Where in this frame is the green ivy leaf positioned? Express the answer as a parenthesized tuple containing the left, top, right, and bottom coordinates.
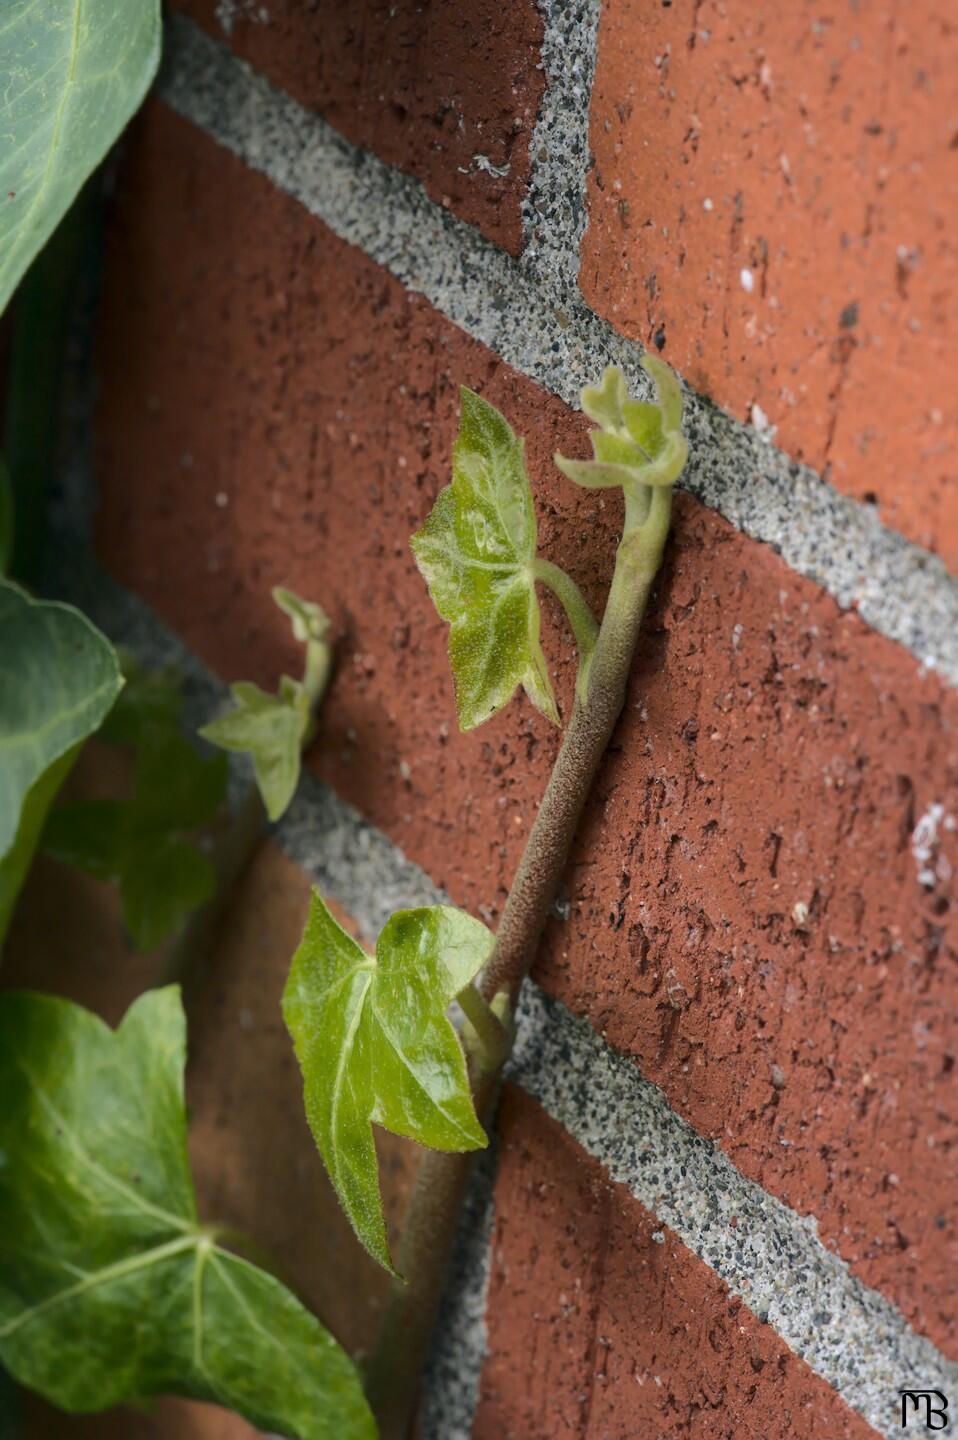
(0, 0, 162, 317)
(200, 678, 310, 822)
(555, 358, 688, 491)
(412, 387, 559, 731)
(201, 588, 329, 822)
(0, 986, 375, 1439)
(283, 892, 493, 1272)
(43, 660, 227, 950)
(0, 581, 122, 944)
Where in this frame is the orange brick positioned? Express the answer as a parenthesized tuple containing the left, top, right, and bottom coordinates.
(581, 0, 957, 567)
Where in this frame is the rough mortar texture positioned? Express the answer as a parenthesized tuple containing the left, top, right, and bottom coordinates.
(173, 0, 545, 253)
(520, 0, 601, 287)
(157, 14, 958, 687)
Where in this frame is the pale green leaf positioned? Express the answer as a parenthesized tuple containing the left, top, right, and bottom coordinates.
(200, 678, 310, 822)
(555, 357, 688, 491)
(0, 581, 122, 944)
(0, 0, 162, 317)
(273, 587, 331, 645)
(43, 658, 226, 949)
(411, 387, 558, 731)
(0, 986, 375, 1439)
(283, 892, 493, 1272)
(580, 365, 628, 432)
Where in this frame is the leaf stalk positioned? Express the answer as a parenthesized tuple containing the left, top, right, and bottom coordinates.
(531, 556, 599, 702)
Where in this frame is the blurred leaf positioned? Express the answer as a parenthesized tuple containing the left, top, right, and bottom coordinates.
(201, 678, 309, 822)
(0, 0, 162, 317)
(273, 587, 330, 645)
(0, 986, 375, 1438)
(283, 893, 492, 1272)
(0, 581, 122, 945)
(43, 659, 226, 950)
(412, 387, 558, 731)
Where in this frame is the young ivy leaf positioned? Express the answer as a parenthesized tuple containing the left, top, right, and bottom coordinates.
(0, 986, 374, 1439)
(555, 357, 688, 492)
(283, 892, 493, 1273)
(43, 660, 227, 950)
(0, 582, 123, 945)
(411, 387, 559, 731)
(200, 588, 330, 822)
(200, 678, 310, 823)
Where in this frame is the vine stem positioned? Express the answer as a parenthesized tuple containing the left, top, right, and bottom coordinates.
(364, 485, 673, 1439)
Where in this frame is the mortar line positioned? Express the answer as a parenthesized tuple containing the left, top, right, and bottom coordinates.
(156, 13, 958, 691)
(521, 0, 602, 288)
(43, 552, 958, 1440)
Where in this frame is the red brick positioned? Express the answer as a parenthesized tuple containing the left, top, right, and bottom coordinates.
(174, 0, 544, 254)
(476, 1088, 880, 1439)
(580, 0, 958, 568)
(94, 105, 958, 1352)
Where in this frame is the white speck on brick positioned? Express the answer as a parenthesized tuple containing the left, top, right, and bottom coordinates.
(750, 403, 777, 441)
(912, 802, 948, 887)
(740, 267, 754, 293)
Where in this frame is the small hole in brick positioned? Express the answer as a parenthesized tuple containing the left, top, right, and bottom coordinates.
(653, 327, 666, 351)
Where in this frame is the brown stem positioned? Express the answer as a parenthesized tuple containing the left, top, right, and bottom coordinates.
(365, 490, 672, 1439)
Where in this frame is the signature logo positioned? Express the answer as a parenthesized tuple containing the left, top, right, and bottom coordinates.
(900, 1391, 949, 1431)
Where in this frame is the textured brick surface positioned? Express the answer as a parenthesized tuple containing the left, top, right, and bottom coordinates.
(580, 0, 957, 568)
(475, 1087, 881, 1439)
(3, 753, 417, 1433)
(93, 107, 957, 1353)
(174, 0, 544, 254)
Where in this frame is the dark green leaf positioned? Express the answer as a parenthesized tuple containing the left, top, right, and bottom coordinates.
(283, 893, 492, 1272)
(0, 986, 374, 1439)
(39, 797, 123, 880)
(411, 387, 558, 731)
(0, 462, 12, 575)
(43, 658, 226, 949)
(0, 582, 122, 944)
(0, 0, 162, 317)
(119, 836, 217, 952)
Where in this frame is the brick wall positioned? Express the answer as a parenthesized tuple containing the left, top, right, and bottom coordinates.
(18, 2, 957, 1436)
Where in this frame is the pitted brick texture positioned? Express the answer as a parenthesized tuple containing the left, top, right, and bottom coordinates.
(173, 0, 544, 254)
(475, 1088, 881, 1439)
(581, 0, 957, 568)
(93, 107, 957, 1356)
